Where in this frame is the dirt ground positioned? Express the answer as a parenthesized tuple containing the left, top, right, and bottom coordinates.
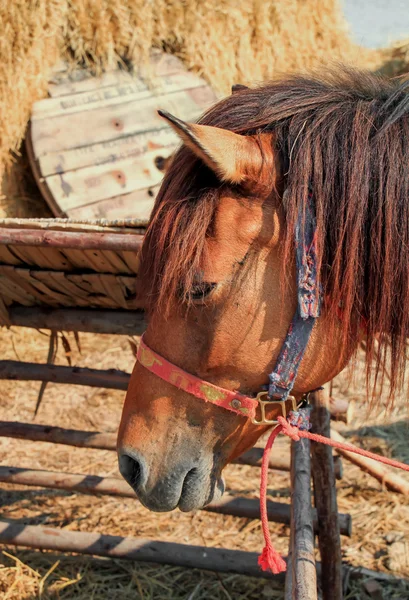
(0, 327, 408, 599)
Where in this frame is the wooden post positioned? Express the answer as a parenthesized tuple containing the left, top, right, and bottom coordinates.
(0, 228, 143, 251)
(0, 361, 130, 390)
(235, 447, 342, 479)
(0, 466, 351, 534)
(310, 388, 343, 600)
(284, 527, 294, 600)
(0, 519, 392, 585)
(288, 439, 317, 600)
(329, 397, 355, 424)
(0, 519, 283, 579)
(331, 428, 409, 495)
(7, 307, 146, 335)
(0, 421, 343, 479)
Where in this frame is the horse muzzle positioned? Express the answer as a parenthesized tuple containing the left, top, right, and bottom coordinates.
(118, 448, 225, 512)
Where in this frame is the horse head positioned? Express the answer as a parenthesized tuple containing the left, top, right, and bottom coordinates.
(117, 70, 409, 511)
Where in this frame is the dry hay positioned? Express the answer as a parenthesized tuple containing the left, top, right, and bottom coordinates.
(0, 327, 408, 598)
(1, 0, 405, 219)
(378, 39, 409, 78)
(0, 0, 65, 217)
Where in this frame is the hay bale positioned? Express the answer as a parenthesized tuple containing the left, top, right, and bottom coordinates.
(0, 153, 51, 219)
(0, 1, 66, 217)
(378, 39, 409, 78)
(63, 0, 382, 93)
(0, 0, 401, 218)
(0, 1, 65, 167)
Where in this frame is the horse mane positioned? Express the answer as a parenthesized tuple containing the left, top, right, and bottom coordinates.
(140, 67, 409, 398)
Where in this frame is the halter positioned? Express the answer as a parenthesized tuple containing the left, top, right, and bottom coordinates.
(137, 194, 321, 425)
(134, 193, 409, 577)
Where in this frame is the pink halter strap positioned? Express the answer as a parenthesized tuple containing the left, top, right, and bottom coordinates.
(136, 334, 409, 576)
(137, 335, 259, 420)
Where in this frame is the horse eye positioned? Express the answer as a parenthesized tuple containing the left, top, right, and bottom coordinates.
(189, 282, 217, 301)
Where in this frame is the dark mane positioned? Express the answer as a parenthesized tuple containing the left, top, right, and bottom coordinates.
(140, 67, 409, 397)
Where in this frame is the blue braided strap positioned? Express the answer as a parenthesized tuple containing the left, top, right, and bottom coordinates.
(268, 194, 321, 401)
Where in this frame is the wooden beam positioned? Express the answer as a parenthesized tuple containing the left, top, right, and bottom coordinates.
(284, 526, 294, 600)
(32, 71, 205, 120)
(44, 152, 165, 213)
(0, 421, 344, 481)
(310, 389, 343, 600)
(0, 361, 130, 390)
(331, 428, 409, 495)
(66, 187, 159, 222)
(0, 466, 351, 535)
(0, 519, 398, 584)
(7, 307, 146, 335)
(0, 421, 117, 451)
(329, 397, 355, 424)
(38, 129, 177, 176)
(289, 439, 317, 599)
(0, 519, 283, 580)
(30, 87, 215, 156)
(0, 228, 143, 251)
(234, 446, 342, 480)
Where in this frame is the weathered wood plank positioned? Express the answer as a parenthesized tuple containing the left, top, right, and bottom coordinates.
(2, 246, 39, 267)
(31, 86, 216, 156)
(48, 53, 186, 97)
(0, 218, 146, 234)
(65, 187, 158, 221)
(73, 250, 113, 273)
(0, 229, 144, 251)
(51, 59, 69, 74)
(284, 527, 294, 600)
(67, 273, 139, 309)
(33, 71, 206, 120)
(6, 246, 71, 271)
(0, 519, 284, 579)
(99, 250, 132, 274)
(0, 466, 350, 534)
(0, 421, 344, 485)
(0, 297, 10, 326)
(310, 389, 343, 600)
(56, 248, 95, 270)
(0, 362, 130, 389)
(119, 250, 140, 274)
(331, 428, 409, 495)
(290, 439, 317, 600)
(44, 150, 169, 211)
(25, 125, 66, 217)
(7, 306, 146, 334)
(32, 272, 94, 307)
(0, 277, 36, 306)
(49, 69, 134, 95)
(53, 275, 116, 309)
(33, 247, 74, 270)
(38, 128, 178, 176)
(0, 266, 62, 305)
(0, 245, 23, 266)
(12, 268, 75, 306)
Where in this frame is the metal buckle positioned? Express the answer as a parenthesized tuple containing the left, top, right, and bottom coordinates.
(251, 391, 298, 425)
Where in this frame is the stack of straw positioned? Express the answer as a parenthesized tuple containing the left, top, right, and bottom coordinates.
(0, 1, 407, 217)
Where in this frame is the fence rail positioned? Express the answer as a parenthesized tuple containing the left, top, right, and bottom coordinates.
(0, 420, 343, 479)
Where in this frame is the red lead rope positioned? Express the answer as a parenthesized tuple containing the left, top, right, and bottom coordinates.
(258, 415, 409, 574)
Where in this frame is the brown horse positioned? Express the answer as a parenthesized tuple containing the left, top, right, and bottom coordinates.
(118, 68, 409, 512)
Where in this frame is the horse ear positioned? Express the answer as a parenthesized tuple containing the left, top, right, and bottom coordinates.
(158, 110, 273, 186)
(231, 84, 249, 93)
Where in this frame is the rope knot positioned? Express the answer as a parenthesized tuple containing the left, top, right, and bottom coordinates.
(258, 542, 287, 574)
(258, 400, 409, 578)
(277, 416, 301, 441)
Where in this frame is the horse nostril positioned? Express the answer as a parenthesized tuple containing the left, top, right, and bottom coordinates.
(118, 453, 144, 491)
